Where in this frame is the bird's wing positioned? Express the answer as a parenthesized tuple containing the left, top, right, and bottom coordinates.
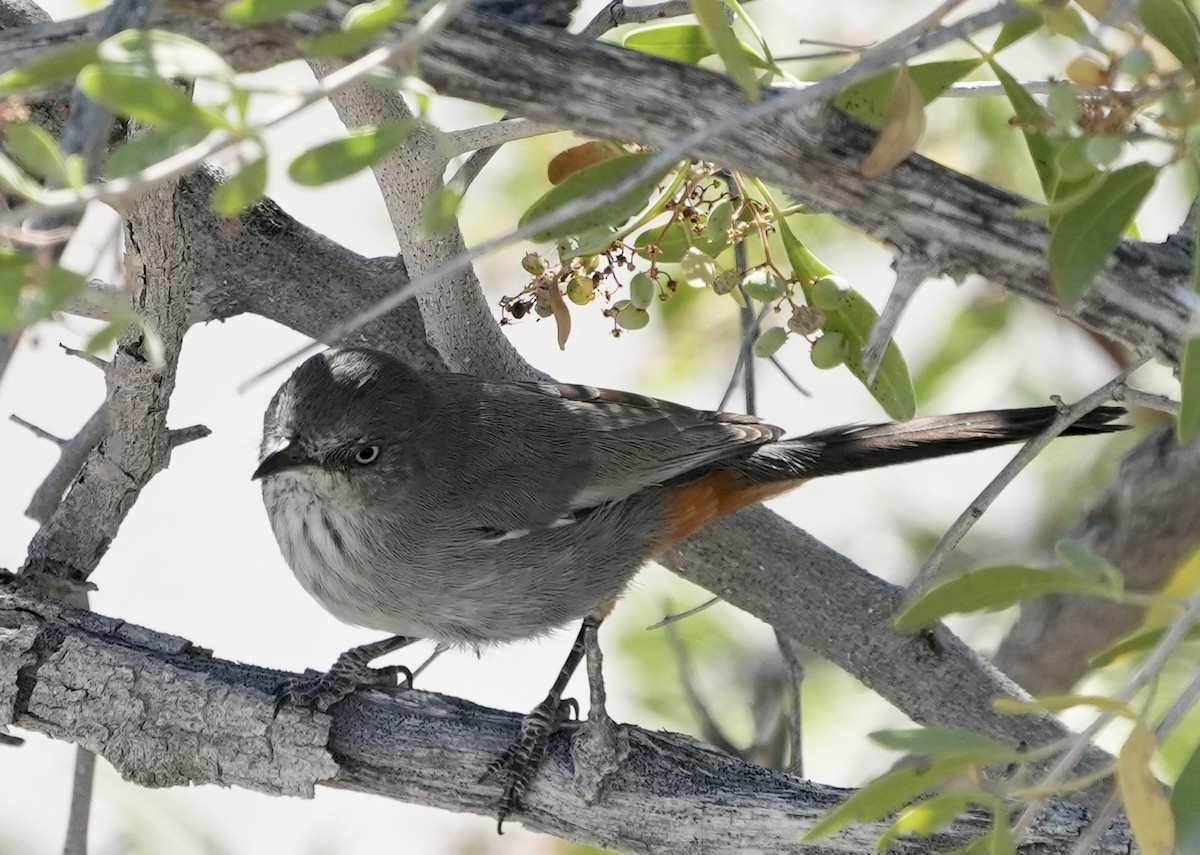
(436, 376, 782, 534)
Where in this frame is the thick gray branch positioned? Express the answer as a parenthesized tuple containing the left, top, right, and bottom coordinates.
(21, 180, 195, 581)
(997, 425, 1200, 693)
(310, 63, 529, 377)
(174, 168, 443, 369)
(0, 7, 1189, 363)
(0, 579, 1131, 855)
(663, 508, 1108, 772)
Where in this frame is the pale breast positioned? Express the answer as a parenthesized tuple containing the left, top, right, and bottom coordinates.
(261, 474, 436, 638)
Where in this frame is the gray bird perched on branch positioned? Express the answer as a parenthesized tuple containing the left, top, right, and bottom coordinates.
(253, 346, 1125, 828)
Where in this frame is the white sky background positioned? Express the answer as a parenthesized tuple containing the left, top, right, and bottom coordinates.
(0, 1, 1190, 852)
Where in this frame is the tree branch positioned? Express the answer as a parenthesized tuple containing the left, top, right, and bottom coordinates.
(0, 7, 1192, 363)
(997, 424, 1200, 693)
(0, 577, 1132, 855)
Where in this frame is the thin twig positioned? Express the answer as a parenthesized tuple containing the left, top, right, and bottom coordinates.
(863, 0, 973, 61)
(10, 413, 67, 445)
(718, 304, 771, 411)
(444, 118, 563, 157)
(861, 255, 930, 385)
(1111, 385, 1180, 415)
(775, 630, 806, 777)
(909, 356, 1149, 596)
(166, 424, 212, 449)
(1154, 658, 1200, 737)
(727, 177, 758, 415)
(1013, 588, 1200, 841)
(646, 596, 721, 630)
(664, 617, 740, 754)
(577, 0, 694, 39)
(61, 747, 95, 855)
(23, 405, 108, 524)
(242, 0, 1029, 387)
(767, 355, 810, 397)
(408, 642, 448, 683)
(60, 345, 107, 371)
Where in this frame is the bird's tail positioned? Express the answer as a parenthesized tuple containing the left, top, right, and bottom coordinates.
(744, 406, 1127, 482)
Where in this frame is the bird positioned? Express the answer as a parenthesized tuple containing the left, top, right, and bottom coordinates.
(253, 345, 1125, 828)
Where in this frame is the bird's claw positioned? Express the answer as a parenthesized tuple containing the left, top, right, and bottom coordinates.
(481, 697, 571, 832)
(273, 659, 411, 715)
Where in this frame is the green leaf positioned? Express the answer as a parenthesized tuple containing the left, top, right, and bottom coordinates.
(303, 27, 385, 57)
(1048, 162, 1158, 306)
(1181, 340, 1200, 443)
(991, 11, 1042, 53)
(1139, 0, 1200, 68)
(0, 151, 41, 199)
(1054, 538, 1122, 586)
(1180, 194, 1200, 444)
(804, 759, 977, 841)
(777, 217, 915, 420)
(107, 125, 210, 178)
(78, 66, 228, 129)
(0, 40, 99, 94)
(98, 29, 233, 80)
(692, 0, 761, 99)
(1120, 721, 1176, 855)
(304, 0, 410, 57)
(421, 183, 463, 236)
(990, 60, 1058, 198)
(634, 221, 692, 263)
(211, 156, 267, 216)
(1171, 739, 1200, 855)
(288, 120, 417, 186)
(223, 0, 330, 25)
(1090, 623, 1200, 668)
(836, 59, 982, 128)
(85, 314, 132, 355)
(0, 250, 87, 326)
(5, 123, 70, 185)
(519, 152, 674, 243)
(342, 0, 409, 31)
(895, 565, 1113, 631)
(0, 252, 26, 328)
(993, 693, 1136, 717)
(623, 23, 714, 64)
(877, 791, 981, 849)
(870, 727, 1021, 762)
(1042, 5, 1089, 40)
(988, 813, 1016, 855)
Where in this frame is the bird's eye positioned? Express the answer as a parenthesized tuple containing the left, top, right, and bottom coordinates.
(354, 445, 380, 465)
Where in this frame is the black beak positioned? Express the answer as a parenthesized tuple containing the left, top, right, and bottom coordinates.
(252, 443, 308, 480)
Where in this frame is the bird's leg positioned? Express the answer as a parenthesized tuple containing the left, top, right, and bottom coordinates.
(483, 616, 596, 832)
(275, 634, 417, 713)
(583, 615, 616, 743)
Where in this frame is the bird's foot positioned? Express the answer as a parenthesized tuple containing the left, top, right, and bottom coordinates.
(481, 697, 572, 832)
(274, 648, 411, 714)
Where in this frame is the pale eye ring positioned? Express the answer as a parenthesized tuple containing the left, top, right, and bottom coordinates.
(354, 445, 380, 465)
